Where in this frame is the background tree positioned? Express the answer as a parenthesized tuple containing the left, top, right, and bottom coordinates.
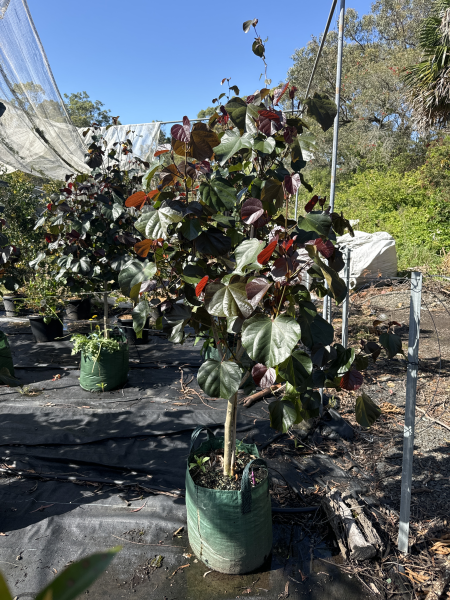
(403, 0, 450, 131)
(63, 91, 115, 127)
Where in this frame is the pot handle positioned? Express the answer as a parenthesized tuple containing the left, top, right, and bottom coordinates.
(241, 458, 268, 515)
(189, 425, 216, 456)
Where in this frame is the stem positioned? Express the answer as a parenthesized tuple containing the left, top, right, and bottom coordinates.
(223, 392, 238, 476)
(210, 317, 223, 358)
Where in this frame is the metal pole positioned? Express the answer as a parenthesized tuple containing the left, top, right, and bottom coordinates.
(294, 189, 299, 221)
(398, 271, 422, 554)
(103, 282, 109, 339)
(329, 0, 345, 213)
(341, 247, 351, 347)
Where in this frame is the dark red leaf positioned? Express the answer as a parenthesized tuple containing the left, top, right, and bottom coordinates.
(258, 110, 280, 121)
(60, 187, 72, 195)
(246, 277, 272, 307)
(273, 82, 289, 106)
(195, 276, 209, 297)
(363, 341, 381, 362)
(257, 239, 278, 265)
(241, 198, 264, 225)
(147, 190, 160, 201)
(171, 116, 191, 143)
(47, 203, 52, 211)
(283, 126, 296, 144)
(340, 370, 364, 391)
(388, 321, 401, 328)
(318, 195, 327, 207)
(125, 191, 148, 209)
(252, 364, 276, 388)
(154, 144, 171, 157)
(115, 233, 138, 246)
(314, 238, 335, 259)
(288, 86, 298, 100)
(284, 173, 301, 196)
(282, 238, 295, 252)
(304, 195, 319, 212)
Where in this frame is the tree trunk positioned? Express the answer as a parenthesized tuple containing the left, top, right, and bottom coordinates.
(223, 392, 238, 476)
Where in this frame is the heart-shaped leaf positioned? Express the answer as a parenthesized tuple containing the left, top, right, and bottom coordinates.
(212, 128, 254, 165)
(125, 191, 148, 209)
(355, 393, 381, 427)
(298, 212, 332, 238)
(252, 363, 276, 388)
(284, 173, 301, 195)
(235, 238, 265, 273)
(196, 227, 231, 256)
(205, 282, 253, 318)
(171, 116, 191, 143)
(119, 260, 157, 300)
(304, 92, 337, 132)
(246, 277, 272, 307)
(241, 198, 266, 227)
(242, 314, 301, 367)
(340, 369, 364, 391)
(269, 399, 298, 432)
(173, 123, 220, 161)
(135, 206, 183, 240)
(132, 300, 151, 339)
(200, 177, 237, 212)
(278, 350, 313, 390)
(379, 333, 403, 358)
(197, 359, 242, 400)
(314, 238, 335, 258)
(253, 136, 276, 155)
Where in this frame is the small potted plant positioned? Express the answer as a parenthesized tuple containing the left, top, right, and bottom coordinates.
(25, 269, 65, 342)
(71, 323, 129, 392)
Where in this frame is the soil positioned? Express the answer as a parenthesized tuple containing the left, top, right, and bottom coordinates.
(190, 448, 268, 491)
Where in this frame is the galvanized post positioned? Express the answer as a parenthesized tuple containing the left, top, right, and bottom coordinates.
(103, 282, 109, 339)
(341, 247, 351, 347)
(329, 0, 345, 213)
(294, 189, 299, 221)
(398, 271, 422, 554)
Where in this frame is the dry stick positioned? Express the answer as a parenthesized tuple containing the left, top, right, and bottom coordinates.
(243, 384, 286, 408)
(416, 407, 450, 432)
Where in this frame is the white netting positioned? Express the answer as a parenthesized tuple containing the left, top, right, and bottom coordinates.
(0, 0, 160, 179)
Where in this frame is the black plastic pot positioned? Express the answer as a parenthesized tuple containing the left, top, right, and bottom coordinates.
(65, 297, 91, 321)
(3, 295, 24, 317)
(29, 314, 64, 343)
(117, 317, 149, 345)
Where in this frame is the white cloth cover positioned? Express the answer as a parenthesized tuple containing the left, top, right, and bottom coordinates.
(337, 231, 398, 287)
(0, 0, 159, 179)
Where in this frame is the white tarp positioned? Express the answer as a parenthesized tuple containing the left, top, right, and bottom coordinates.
(337, 231, 398, 287)
(0, 0, 160, 179)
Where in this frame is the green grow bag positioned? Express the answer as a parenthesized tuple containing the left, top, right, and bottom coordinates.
(0, 331, 14, 377)
(186, 426, 272, 574)
(79, 330, 129, 392)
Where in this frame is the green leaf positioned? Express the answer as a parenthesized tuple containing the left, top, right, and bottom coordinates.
(225, 98, 260, 132)
(353, 354, 369, 371)
(269, 399, 298, 432)
(253, 135, 276, 155)
(196, 227, 231, 256)
(181, 263, 205, 284)
(260, 178, 284, 208)
(135, 206, 183, 240)
(306, 244, 347, 304)
(132, 301, 150, 339)
(35, 547, 120, 600)
(71, 256, 91, 274)
(241, 314, 301, 368)
(379, 333, 403, 358)
(200, 177, 237, 212)
(309, 314, 334, 346)
(212, 128, 254, 165)
(205, 282, 253, 318)
(142, 162, 161, 190)
(197, 359, 242, 400)
(297, 212, 332, 237)
(180, 218, 202, 241)
(327, 344, 355, 377)
(29, 251, 46, 270)
(300, 389, 322, 411)
(291, 137, 306, 172)
(355, 393, 381, 427)
(234, 238, 264, 274)
(0, 573, 12, 600)
(118, 260, 157, 300)
(304, 92, 337, 132)
(278, 350, 313, 390)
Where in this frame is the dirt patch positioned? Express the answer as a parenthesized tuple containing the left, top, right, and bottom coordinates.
(190, 449, 267, 490)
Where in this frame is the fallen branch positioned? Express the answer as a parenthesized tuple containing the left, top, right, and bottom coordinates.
(242, 384, 286, 408)
(417, 407, 450, 432)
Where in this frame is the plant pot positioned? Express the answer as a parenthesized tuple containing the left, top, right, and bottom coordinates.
(65, 297, 91, 321)
(79, 340, 129, 392)
(117, 316, 149, 345)
(3, 295, 24, 317)
(29, 314, 64, 343)
(0, 331, 14, 376)
(186, 426, 272, 575)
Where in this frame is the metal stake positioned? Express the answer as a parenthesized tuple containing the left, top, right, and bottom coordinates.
(294, 189, 299, 221)
(329, 0, 345, 213)
(398, 271, 422, 553)
(103, 282, 109, 339)
(341, 247, 351, 347)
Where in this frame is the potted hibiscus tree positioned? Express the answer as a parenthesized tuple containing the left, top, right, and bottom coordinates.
(116, 20, 390, 574)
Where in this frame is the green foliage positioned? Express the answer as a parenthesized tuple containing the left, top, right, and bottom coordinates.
(189, 454, 210, 473)
(25, 268, 64, 317)
(64, 91, 115, 127)
(0, 547, 119, 600)
(71, 328, 121, 359)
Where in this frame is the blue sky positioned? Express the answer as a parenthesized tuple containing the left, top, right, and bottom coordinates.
(27, 0, 374, 125)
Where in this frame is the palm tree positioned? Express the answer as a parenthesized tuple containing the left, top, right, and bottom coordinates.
(404, 0, 450, 131)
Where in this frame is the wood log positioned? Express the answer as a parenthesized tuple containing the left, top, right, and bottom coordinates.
(321, 493, 348, 559)
(326, 490, 376, 561)
(343, 495, 384, 554)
